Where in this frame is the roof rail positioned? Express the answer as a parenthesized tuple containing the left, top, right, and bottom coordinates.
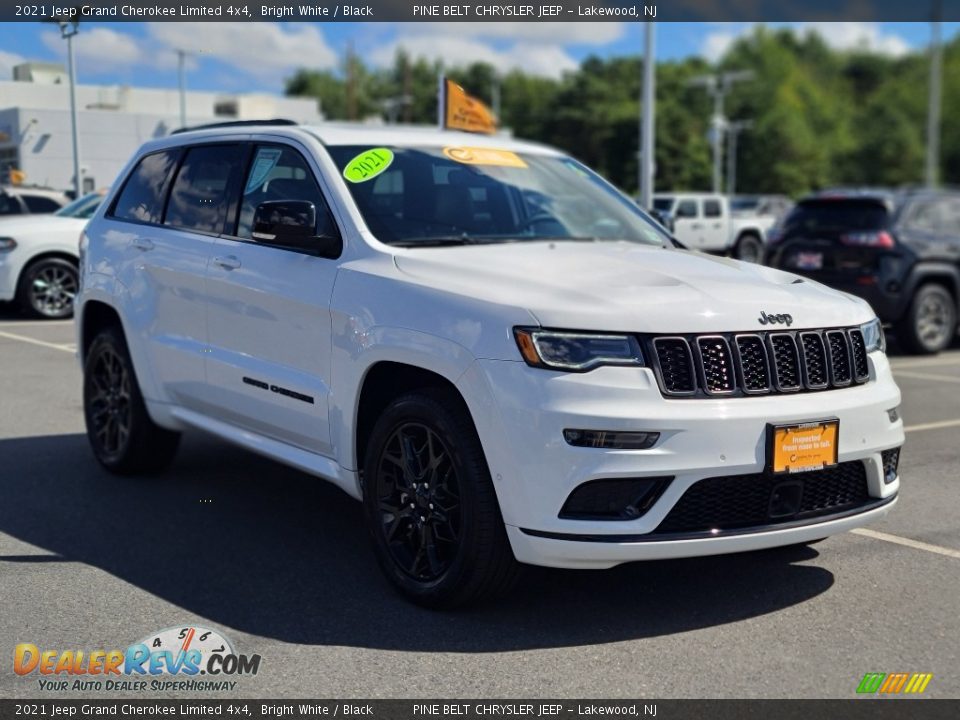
(171, 119, 298, 135)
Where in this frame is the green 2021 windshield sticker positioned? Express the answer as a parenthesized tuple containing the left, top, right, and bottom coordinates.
(343, 148, 394, 183)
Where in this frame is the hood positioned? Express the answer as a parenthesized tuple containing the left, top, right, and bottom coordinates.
(393, 241, 874, 334)
(0, 214, 87, 237)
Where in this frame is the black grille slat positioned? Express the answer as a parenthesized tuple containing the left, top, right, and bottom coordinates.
(653, 338, 696, 394)
(649, 325, 872, 398)
(849, 329, 870, 381)
(654, 461, 870, 534)
(734, 335, 770, 393)
(697, 337, 735, 394)
(769, 334, 801, 391)
(827, 330, 852, 386)
(800, 332, 829, 389)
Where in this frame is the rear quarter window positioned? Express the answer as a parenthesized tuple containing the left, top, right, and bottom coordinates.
(111, 149, 180, 224)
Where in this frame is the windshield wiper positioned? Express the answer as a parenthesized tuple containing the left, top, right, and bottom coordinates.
(391, 236, 486, 247)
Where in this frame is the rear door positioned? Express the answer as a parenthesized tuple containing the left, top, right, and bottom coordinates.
(203, 140, 340, 456)
(700, 197, 727, 250)
(672, 198, 702, 248)
(109, 143, 247, 409)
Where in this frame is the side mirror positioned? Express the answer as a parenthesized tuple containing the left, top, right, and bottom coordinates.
(252, 200, 341, 257)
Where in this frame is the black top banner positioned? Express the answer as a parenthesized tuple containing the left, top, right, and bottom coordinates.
(2, 0, 958, 23)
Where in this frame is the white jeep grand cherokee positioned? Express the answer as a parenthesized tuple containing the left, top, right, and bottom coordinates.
(77, 122, 903, 607)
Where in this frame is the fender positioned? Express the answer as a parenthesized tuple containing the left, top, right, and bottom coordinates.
(330, 324, 478, 480)
(902, 262, 960, 312)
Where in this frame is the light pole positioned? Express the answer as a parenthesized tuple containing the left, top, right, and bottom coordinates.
(726, 120, 752, 196)
(176, 49, 195, 130)
(639, 22, 655, 210)
(58, 19, 82, 199)
(925, 0, 943, 188)
(689, 70, 753, 194)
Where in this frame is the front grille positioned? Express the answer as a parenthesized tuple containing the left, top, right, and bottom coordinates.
(648, 326, 871, 398)
(653, 461, 870, 534)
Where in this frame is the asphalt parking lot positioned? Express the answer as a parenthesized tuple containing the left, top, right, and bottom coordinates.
(0, 305, 958, 699)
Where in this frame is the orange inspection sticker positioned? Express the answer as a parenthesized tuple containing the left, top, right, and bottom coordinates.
(770, 420, 839, 474)
(442, 146, 528, 168)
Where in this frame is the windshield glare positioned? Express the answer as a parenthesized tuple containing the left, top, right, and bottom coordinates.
(328, 145, 669, 247)
(55, 193, 103, 219)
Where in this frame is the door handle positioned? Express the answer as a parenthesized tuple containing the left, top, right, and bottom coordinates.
(213, 255, 241, 271)
(132, 238, 155, 251)
(690, 223, 702, 230)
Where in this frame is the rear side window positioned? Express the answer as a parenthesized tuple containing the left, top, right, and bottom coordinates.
(23, 195, 62, 213)
(703, 199, 722, 218)
(164, 144, 246, 234)
(112, 149, 179, 224)
(783, 200, 889, 234)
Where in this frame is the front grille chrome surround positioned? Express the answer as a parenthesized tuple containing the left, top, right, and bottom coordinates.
(647, 325, 872, 398)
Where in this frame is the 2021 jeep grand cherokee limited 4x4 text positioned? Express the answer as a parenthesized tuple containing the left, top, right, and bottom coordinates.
(77, 123, 904, 607)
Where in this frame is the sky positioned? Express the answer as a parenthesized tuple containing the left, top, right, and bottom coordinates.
(0, 21, 957, 94)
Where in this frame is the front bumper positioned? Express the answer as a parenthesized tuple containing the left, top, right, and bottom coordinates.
(458, 351, 903, 569)
(0, 251, 17, 301)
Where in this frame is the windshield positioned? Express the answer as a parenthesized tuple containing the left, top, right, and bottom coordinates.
(652, 197, 674, 212)
(55, 192, 103, 219)
(730, 197, 760, 212)
(327, 145, 670, 247)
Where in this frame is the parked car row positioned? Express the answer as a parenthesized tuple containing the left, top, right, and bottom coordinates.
(646, 189, 960, 354)
(0, 191, 105, 318)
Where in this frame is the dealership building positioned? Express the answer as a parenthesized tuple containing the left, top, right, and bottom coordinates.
(0, 62, 324, 194)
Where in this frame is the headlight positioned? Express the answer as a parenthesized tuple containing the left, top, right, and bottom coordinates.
(513, 328, 644, 371)
(0, 237, 17, 252)
(861, 317, 886, 353)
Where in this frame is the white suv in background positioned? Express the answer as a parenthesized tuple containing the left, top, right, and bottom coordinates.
(77, 122, 904, 607)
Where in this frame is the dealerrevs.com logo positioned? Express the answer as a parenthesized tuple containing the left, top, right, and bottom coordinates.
(13, 626, 262, 692)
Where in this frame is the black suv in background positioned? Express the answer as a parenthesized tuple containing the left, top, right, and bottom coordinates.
(766, 190, 960, 354)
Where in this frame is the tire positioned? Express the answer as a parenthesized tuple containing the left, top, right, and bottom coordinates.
(17, 257, 79, 319)
(83, 325, 180, 475)
(362, 388, 520, 608)
(895, 283, 957, 355)
(733, 233, 764, 264)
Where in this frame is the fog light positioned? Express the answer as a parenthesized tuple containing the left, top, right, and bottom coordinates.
(887, 406, 900, 423)
(560, 476, 672, 520)
(563, 429, 659, 450)
(881, 448, 901, 484)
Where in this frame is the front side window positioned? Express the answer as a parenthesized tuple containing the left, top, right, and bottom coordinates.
(676, 200, 698, 219)
(0, 193, 21, 215)
(111, 149, 179, 224)
(237, 145, 332, 239)
(327, 145, 669, 247)
(164, 144, 245, 234)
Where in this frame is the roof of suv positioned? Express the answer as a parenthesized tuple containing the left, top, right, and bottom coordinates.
(161, 121, 562, 157)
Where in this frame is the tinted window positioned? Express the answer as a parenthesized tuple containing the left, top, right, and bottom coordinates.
(653, 198, 674, 212)
(676, 200, 698, 218)
(112, 149, 179, 224)
(0, 193, 21, 215)
(23, 195, 62, 213)
(237, 145, 331, 239)
(164, 145, 246, 234)
(703, 200, 722, 218)
(783, 200, 889, 235)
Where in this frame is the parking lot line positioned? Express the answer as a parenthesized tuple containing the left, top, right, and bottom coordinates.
(893, 370, 960, 384)
(0, 329, 75, 354)
(852, 528, 960, 560)
(903, 418, 960, 434)
(0, 320, 73, 329)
